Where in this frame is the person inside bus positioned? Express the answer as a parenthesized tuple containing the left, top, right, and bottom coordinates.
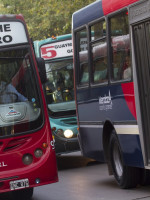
(57, 72, 65, 90)
(64, 71, 74, 100)
(45, 82, 54, 104)
(0, 73, 28, 136)
(0, 73, 27, 104)
(55, 72, 64, 102)
(55, 85, 63, 102)
(122, 55, 131, 80)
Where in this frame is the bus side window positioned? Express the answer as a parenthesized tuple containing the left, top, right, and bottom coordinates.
(110, 10, 132, 81)
(93, 57, 107, 83)
(90, 20, 108, 84)
(76, 29, 89, 86)
(80, 62, 89, 84)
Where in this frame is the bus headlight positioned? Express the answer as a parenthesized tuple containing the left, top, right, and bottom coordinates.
(64, 129, 73, 138)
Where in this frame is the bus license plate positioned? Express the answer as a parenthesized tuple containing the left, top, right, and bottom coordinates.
(10, 179, 29, 190)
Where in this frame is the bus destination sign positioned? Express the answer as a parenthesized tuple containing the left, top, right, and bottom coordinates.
(40, 40, 73, 60)
(0, 22, 28, 46)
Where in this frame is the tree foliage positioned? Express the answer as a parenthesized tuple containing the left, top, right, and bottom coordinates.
(0, 0, 95, 40)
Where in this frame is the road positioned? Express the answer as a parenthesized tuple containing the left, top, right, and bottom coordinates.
(1, 151, 150, 200)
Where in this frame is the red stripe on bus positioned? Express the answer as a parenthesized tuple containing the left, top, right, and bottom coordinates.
(121, 82, 137, 120)
(102, 0, 139, 15)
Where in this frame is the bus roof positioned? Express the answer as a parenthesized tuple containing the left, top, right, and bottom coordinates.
(0, 14, 26, 22)
(35, 34, 72, 48)
(72, 0, 139, 30)
(72, 0, 103, 30)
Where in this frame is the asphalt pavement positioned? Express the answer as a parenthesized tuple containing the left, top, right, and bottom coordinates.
(1, 151, 150, 200)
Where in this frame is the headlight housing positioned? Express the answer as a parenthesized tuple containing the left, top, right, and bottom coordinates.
(57, 129, 64, 137)
(64, 129, 73, 138)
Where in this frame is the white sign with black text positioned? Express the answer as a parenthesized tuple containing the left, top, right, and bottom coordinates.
(40, 40, 73, 60)
(0, 22, 28, 46)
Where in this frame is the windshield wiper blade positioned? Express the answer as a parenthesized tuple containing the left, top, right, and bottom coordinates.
(0, 57, 24, 59)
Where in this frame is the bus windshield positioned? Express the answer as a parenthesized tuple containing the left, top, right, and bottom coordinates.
(0, 47, 43, 136)
(45, 59, 75, 113)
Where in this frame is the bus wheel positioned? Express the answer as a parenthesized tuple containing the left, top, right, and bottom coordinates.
(109, 132, 140, 189)
(140, 169, 150, 186)
(11, 187, 33, 200)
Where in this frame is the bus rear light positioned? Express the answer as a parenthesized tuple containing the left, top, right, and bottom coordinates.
(42, 143, 48, 149)
(34, 148, 43, 158)
(22, 154, 33, 165)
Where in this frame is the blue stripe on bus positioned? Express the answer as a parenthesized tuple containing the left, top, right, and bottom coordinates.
(73, 0, 103, 29)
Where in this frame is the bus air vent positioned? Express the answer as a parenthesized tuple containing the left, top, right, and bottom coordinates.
(61, 118, 77, 125)
(3, 137, 30, 152)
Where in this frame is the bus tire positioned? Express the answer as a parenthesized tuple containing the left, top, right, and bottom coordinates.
(109, 132, 140, 189)
(140, 168, 150, 186)
(11, 187, 33, 200)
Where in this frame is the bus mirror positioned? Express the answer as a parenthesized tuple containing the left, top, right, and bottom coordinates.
(36, 57, 47, 84)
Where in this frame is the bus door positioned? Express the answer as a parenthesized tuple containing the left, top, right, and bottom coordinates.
(130, 0, 150, 166)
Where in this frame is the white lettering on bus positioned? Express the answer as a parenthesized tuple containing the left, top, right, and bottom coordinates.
(0, 161, 8, 167)
(99, 91, 113, 111)
(50, 140, 55, 150)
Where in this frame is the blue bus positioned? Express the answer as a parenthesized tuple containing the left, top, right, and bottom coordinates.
(72, 0, 150, 189)
(34, 34, 80, 154)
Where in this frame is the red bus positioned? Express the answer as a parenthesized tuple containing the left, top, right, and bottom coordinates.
(72, 0, 150, 189)
(0, 15, 58, 199)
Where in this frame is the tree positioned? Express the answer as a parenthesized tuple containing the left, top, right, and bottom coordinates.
(0, 0, 95, 40)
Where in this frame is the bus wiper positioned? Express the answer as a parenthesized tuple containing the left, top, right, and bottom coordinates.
(0, 57, 25, 59)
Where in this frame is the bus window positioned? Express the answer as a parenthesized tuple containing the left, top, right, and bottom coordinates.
(91, 20, 106, 40)
(76, 29, 89, 85)
(110, 11, 132, 81)
(45, 60, 74, 103)
(0, 48, 43, 135)
(80, 52, 89, 84)
(90, 20, 108, 84)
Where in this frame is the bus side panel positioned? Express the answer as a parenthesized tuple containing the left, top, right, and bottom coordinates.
(77, 84, 136, 122)
(118, 134, 144, 168)
(79, 126, 105, 162)
(76, 83, 143, 166)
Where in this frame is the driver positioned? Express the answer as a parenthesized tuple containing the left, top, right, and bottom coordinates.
(0, 74, 27, 104)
